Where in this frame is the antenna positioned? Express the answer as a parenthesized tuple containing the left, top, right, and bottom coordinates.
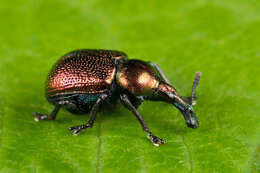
(191, 72, 202, 105)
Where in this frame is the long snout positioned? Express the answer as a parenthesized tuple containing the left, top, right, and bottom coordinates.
(183, 109, 199, 129)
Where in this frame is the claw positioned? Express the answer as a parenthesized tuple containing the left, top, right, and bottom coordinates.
(33, 112, 48, 122)
(34, 115, 40, 122)
(73, 130, 80, 136)
(69, 124, 90, 135)
(147, 132, 164, 146)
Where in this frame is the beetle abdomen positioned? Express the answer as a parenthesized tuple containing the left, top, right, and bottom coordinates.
(46, 50, 120, 97)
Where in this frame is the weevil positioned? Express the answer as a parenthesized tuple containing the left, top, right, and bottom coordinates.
(34, 49, 201, 146)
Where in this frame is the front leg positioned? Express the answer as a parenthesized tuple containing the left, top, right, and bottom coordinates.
(120, 94, 164, 146)
(69, 94, 108, 135)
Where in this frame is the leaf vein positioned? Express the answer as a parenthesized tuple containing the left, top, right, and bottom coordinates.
(96, 116, 102, 173)
(252, 144, 260, 173)
(181, 135, 193, 173)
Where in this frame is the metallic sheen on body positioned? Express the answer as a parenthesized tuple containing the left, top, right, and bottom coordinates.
(46, 50, 126, 96)
(35, 49, 201, 147)
(118, 60, 159, 95)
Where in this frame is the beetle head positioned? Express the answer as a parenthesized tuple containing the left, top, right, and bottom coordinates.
(117, 60, 199, 129)
(155, 81, 199, 128)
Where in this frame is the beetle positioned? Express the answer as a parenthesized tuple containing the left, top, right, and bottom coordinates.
(34, 49, 201, 146)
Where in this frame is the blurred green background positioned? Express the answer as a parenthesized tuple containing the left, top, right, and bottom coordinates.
(0, 0, 260, 172)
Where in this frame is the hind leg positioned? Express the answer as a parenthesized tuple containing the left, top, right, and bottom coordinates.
(33, 105, 60, 121)
(33, 99, 77, 121)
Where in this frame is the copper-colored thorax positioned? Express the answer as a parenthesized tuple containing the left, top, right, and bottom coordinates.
(117, 60, 159, 95)
(46, 50, 122, 96)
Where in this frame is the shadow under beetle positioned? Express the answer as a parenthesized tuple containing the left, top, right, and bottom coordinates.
(34, 49, 201, 146)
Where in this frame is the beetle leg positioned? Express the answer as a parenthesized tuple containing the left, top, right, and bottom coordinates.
(120, 94, 164, 146)
(69, 94, 108, 135)
(33, 105, 60, 121)
(149, 62, 171, 85)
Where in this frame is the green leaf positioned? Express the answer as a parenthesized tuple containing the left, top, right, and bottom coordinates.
(0, 0, 260, 172)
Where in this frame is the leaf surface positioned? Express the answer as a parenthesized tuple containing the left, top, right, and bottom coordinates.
(0, 0, 260, 172)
